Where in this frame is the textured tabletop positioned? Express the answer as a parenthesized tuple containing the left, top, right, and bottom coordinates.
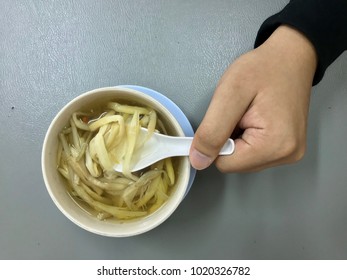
(1, 0, 347, 259)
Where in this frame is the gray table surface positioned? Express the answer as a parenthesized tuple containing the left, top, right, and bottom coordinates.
(1, 0, 347, 260)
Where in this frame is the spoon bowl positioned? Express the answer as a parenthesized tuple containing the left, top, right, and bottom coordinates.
(114, 127, 235, 172)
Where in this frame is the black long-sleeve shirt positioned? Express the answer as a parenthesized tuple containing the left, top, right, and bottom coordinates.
(254, 0, 347, 85)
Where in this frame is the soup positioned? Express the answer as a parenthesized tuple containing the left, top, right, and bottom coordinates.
(57, 101, 178, 221)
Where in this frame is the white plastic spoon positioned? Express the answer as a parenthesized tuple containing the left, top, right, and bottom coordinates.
(114, 127, 235, 172)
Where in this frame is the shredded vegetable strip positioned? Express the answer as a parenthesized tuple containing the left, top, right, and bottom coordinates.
(94, 128, 114, 171)
(107, 102, 149, 115)
(122, 111, 140, 180)
(57, 101, 176, 221)
(89, 115, 123, 132)
(146, 110, 157, 140)
(85, 146, 101, 177)
(164, 158, 175, 186)
(72, 112, 91, 131)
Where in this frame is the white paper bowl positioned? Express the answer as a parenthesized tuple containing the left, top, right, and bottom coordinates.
(42, 86, 196, 237)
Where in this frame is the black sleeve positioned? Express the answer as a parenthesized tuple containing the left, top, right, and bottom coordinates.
(254, 0, 347, 85)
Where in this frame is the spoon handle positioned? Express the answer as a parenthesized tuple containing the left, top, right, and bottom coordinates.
(157, 134, 234, 157)
(219, 138, 235, 155)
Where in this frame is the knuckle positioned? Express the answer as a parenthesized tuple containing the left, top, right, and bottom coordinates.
(218, 72, 245, 94)
(292, 146, 306, 162)
(215, 161, 230, 174)
(277, 137, 306, 163)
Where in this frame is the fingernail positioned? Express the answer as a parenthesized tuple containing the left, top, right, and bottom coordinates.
(190, 148, 213, 170)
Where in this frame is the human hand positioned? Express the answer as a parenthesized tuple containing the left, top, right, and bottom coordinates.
(189, 25, 317, 172)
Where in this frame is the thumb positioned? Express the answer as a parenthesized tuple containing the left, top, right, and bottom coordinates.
(189, 125, 223, 170)
(189, 83, 251, 170)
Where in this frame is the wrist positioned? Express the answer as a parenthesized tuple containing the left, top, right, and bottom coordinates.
(259, 25, 317, 84)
